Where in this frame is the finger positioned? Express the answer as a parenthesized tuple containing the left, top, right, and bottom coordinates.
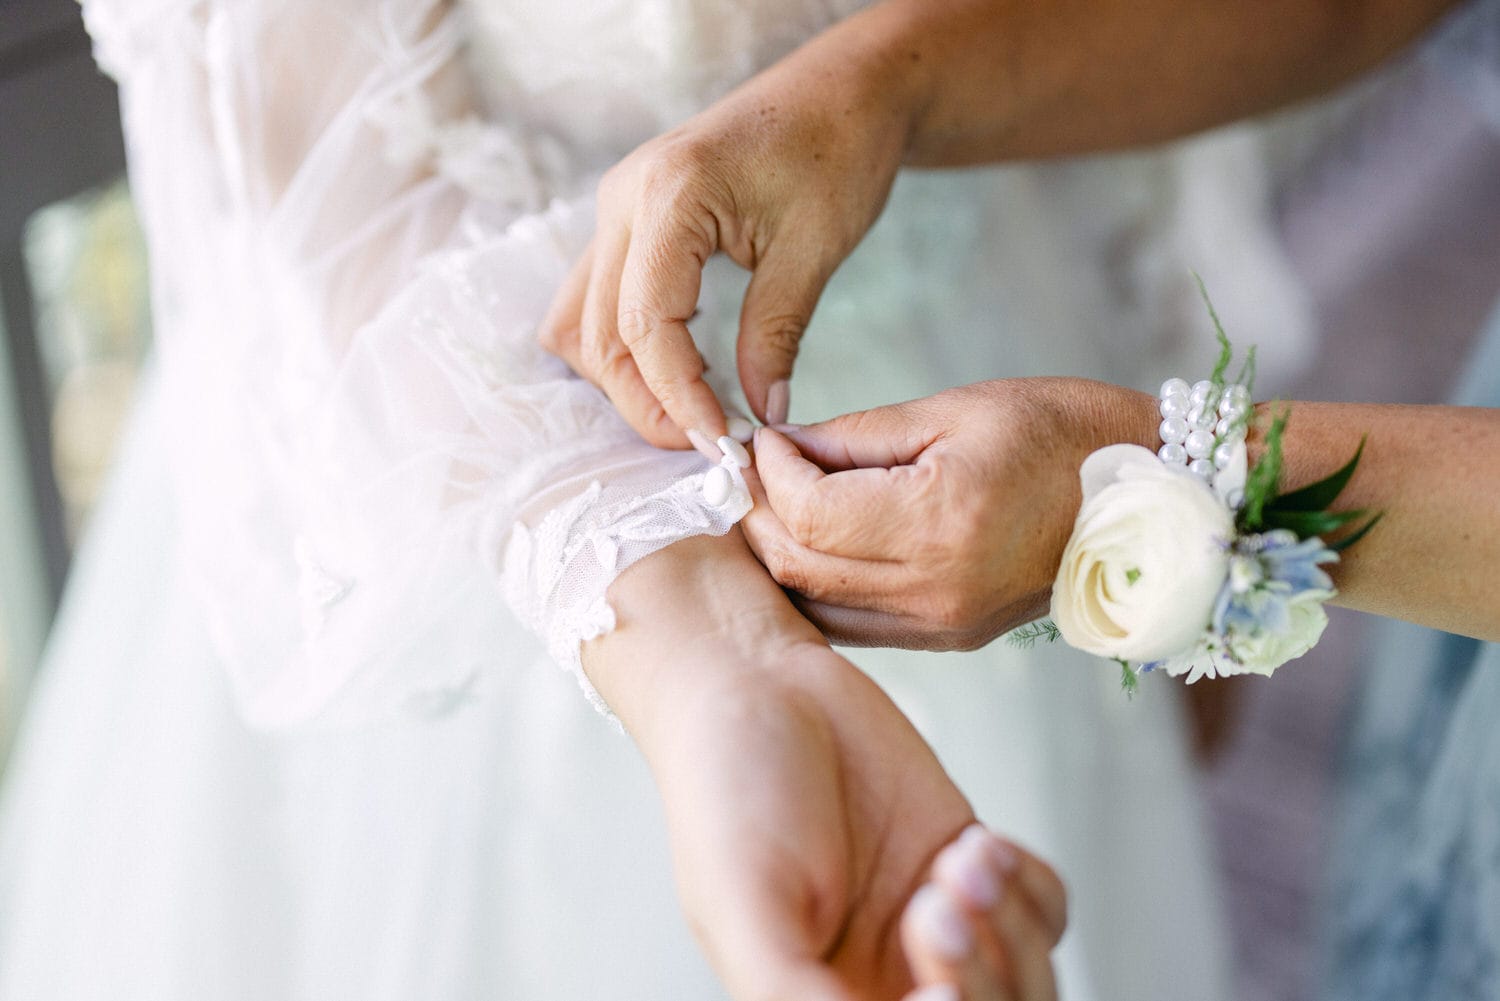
(934, 829, 1063, 1001)
(778, 400, 942, 472)
(616, 207, 727, 443)
(580, 223, 692, 450)
(1000, 840, 1068, 947)
(736, 243, 835, 424)
(789, 597, 943, 650)
(537, 238, 594, 369)
(901, 884, 1011, 1001)
(754, 426, 931, 559)
(740, 464, 909, 611)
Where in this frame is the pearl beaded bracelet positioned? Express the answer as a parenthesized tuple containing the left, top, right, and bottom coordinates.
(1156, 376, 1251, 506)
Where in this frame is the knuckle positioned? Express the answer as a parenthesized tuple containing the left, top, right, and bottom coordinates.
(752, 313, 809, 360)
(763, 545, 809, 594)
(784, 505, 823, 551)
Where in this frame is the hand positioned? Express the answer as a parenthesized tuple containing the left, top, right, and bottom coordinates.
(538, 14, 919, 452)
(741, 378, 1159, 650)
(902, 826, 1067, 1001)
(585, 532, 982, 999)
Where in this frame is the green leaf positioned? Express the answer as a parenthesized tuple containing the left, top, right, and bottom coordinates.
(1006, 620, 1061, 649)
(1262, 507, 1370, 538)
(1118, 659, 1139, 697)
(1193, 272, 1233, 387)
(1329, 511, 1385, 552)
(1240, 406, 1289, 531)
(1234, 345, 1258, 397)
(1270, 436, 1367, 512)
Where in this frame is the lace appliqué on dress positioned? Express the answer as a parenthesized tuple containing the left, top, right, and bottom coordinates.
(502, 470, 752, 723)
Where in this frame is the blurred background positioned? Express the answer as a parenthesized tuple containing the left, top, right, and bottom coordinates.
(0, 0, 148, 760)
(0, 4, 1495, 1001)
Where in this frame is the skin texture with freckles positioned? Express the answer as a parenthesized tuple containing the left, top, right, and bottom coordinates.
(539, 0, 1457, 449)
(741, 379, 1160, 650)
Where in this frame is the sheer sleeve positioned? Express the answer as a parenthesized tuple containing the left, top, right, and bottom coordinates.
(81, 0, 752, 726)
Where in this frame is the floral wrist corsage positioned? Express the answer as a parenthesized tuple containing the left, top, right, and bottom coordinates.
(1020, 280, 1381, 693)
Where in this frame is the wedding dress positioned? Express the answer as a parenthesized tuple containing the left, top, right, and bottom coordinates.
(0, 1, 1324, 997)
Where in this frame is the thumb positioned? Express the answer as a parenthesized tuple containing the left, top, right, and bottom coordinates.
(782, 399, 944, 472)
(737, 245, 835, 425)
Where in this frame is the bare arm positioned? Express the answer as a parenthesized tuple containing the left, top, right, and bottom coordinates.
(1260, 401, 1500, 640)
(542, 0, 1462, 446)
(581, 530, 1068, 1000)
(860, 0, 1461, 165)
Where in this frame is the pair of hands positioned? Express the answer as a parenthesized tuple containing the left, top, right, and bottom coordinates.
(585, 533, 1066, 1001)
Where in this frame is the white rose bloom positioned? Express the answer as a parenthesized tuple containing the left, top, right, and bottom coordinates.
(1224, 592, 1331, 676)
(1051, 444, 1234, 663)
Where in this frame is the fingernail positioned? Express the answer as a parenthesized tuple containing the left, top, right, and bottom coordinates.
(686, 428, 719, 461)
(911, 884, 973, 961)
(960, 823, 1018, 874)
(937, 839, 1001, 909)
(768, 422, 803, 434)
(765, 379, 790, 426)
(907, 986, 960, 1001)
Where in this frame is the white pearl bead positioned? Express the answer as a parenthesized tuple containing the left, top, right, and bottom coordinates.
(717, 435, 751, 468)
(1189, 380, 1214, 405)
(1226, 488, 1245, 509)
(1218, 399, 1249, 421)
(1221, 384, 1251, 408)
(726, 416, 755, 444)
(1213, 442, 1237, 469)
(701, 466, 734, 507)
(1185, 429, 1215, 459)
(1188, 406, 1217, 431)
(1188, 458, 1215, 480)
(1159, 394, 1189, 420)
(1160, 378, 1191, 400)
(1159, 417, 1189, 444)
(1215, 416, 1236, 438)
(1158, 443, 1188, 465)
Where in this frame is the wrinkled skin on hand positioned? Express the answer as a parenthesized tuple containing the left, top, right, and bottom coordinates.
(742, 378, 1160, 651)
(538, 31, 912, 451)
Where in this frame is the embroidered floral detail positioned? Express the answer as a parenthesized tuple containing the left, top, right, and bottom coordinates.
(293, 536, 354, 636)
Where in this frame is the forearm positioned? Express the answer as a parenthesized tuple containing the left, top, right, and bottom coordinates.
(822, 0, 1459, 165)
(1250, 402, 1500, 640)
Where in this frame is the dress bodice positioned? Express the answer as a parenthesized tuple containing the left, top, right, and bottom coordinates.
(460, 0, 864, 173)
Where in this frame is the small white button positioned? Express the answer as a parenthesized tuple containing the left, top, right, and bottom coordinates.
(702, 466, 734, 507)
(717, 435, 751, 468)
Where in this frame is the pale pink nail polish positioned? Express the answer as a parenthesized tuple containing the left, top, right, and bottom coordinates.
(912, 884, 973, 961)
(938, 839, 1001, 909)
(765, 379, 790, 426)
(685, 428, 719, 461)
(907, 986, 960, 1001)
(961, 822, 1018, 875)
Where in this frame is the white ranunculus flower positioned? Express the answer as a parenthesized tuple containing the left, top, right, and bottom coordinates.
(1051, 444, 1234, 663)
(1224, 592, 1331, 677)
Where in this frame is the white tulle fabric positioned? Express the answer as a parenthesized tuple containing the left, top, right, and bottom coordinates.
(81, 0, 767, 725)
(80, 0, 1315, 733)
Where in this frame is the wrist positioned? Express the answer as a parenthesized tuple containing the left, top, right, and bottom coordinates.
(582, 530, 828, 741)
